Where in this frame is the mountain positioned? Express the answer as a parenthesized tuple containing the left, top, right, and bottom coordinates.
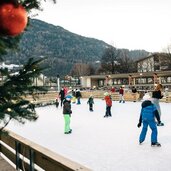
(3, 19, 149, 77)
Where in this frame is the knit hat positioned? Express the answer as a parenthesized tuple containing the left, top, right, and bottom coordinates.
(143, 93, 151, 101)
(104, 92, 109, 96)
(65, 95, 72, 100)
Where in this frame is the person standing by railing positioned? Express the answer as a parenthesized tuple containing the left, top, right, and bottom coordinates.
(132, 86, 137, 102)
(119, 86, 125, 103)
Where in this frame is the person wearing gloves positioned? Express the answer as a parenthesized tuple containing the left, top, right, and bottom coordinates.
(137, 93, 161, 147)
(63, 95, 72, 134)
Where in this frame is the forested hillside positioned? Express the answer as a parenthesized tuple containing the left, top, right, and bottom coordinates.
(3, 19, 149, 76)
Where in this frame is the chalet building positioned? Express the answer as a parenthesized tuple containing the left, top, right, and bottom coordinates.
(80, 53, 171, 90)
(137, 53, 171, 72)
(81, 71, 171, 90)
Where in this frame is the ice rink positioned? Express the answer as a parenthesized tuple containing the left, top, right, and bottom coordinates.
(7, 99, 171, 171)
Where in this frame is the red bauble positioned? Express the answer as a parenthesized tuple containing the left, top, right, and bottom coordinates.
(0, 2, 28, 36)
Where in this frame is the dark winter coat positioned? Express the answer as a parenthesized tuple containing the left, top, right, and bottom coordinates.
(119, 88, 124, 95)
(138, 100, 160, 124)
(76, 91, 82, 98)
(152, 90, 163, 99)
(87, 97, 94, 104)
(132, 87, 137, 93)
(59, 89, 65, 100)
(63, 99, 72, 115)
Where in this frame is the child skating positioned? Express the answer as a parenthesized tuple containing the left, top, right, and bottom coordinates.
(137, 93, 161, 147)
(87, 95, 94, 111)
(63, 95, 72, 134)
(104, 92, 112, 117)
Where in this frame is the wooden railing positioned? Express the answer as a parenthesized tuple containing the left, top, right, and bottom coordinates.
(0, 129, 91, 171)
(81, 91, 171, 102)
(23, 91, 171, 105)
(24, 92, 57, 106)
(81, 91, 140, 102)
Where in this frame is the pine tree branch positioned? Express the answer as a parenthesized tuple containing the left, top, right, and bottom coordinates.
(0, 117, 12, 132)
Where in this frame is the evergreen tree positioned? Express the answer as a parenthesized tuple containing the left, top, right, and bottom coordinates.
(0, 0, 55, 131)
(0, 58, 47, 131)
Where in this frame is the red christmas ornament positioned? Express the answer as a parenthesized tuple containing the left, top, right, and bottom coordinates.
(0, 1, 28, 36)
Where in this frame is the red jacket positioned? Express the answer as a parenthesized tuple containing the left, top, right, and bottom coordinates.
(105, 96, 112, 106)
(119, 88, 124, 95)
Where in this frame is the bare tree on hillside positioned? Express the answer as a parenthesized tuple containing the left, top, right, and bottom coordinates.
(164, 45, 171, 70)
(100, 46, 121, 74)
(118, 50, 137, 73)
(70, 63, 95, 77)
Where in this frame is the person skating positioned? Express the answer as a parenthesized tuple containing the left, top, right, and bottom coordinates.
(104, 92, 112, 117)
(63, 95, 72, 134)
(75, 89, 82, 104)
(87, 95, 94, 111)
(137, 93, 161, 147)
(132, 86, 137, 102)
(119, 86, 125, 103)
(59, 87, 65, 107)
(152, 84, 164, 126)
(55, 97, 59, 108)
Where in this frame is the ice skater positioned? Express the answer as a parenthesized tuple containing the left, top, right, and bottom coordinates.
(152, 84, 164, 126)
(59, 87, 65, 107)
(55, 97, 59, 108)
(63, 95, 72, 134)
(137, 93, 161, 147)
(119, 86, 125, 103)
(104, 92, 112, 117)
(76, 89, 82, 104)
(87, 95, 94, 111)
(132, 86, 137, 102)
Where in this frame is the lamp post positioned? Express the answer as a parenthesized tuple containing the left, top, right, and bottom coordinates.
(57, 74, 60, 92)
(140, 73, 143, 90)
(140, 73, 142, 83)
(79, 76, 82, 87)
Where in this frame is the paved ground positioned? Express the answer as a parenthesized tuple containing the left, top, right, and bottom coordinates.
(0, 156, 15, 171)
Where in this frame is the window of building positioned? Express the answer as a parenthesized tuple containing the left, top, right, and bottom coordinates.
(167, 77, 171, 83)
(147, 77, 153, 83)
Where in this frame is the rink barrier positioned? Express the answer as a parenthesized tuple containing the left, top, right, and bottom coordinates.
(0, 129, 91, 171)
(81, 91, 171, 102)
(165, 96, 171, 103)
(81, 91, 140, 102)
(24, 91, 171, 104)
(24, 92, 57, 106)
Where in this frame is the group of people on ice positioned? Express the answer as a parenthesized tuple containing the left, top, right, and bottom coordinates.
(57, 83, 164, 147)
(103, 83, 164, 147)
(137, 83, 164, 147)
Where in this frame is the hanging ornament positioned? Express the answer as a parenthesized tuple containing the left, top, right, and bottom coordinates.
(0, 0, 28, 36)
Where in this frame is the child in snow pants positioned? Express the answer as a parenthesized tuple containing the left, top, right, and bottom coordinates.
(137, 94, 161, 147)
(63, 95, 72, 134)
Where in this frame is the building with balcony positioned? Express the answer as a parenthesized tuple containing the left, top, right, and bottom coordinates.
(80, 53, 171, 90)
(136, 53, 171, 72)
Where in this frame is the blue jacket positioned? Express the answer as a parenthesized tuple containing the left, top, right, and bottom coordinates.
(139, 100, 160, 124)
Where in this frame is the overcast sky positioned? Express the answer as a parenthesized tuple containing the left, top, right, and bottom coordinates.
(33, 0, 171, 52)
